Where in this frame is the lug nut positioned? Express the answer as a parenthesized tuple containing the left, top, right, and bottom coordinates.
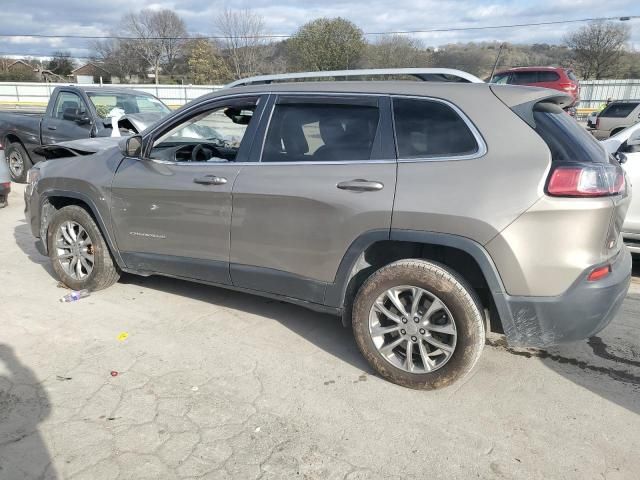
(414, 317, 420, 323)
(402, 318, 408, 324)
(411, 336, 417, 342)
(419, 329, 426, 335)
(401, 329, 406, 335)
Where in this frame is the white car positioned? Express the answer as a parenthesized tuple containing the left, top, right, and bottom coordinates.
(601, 124, 640, 254)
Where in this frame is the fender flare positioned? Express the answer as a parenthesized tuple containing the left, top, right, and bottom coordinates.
(39, 189, 125, 268)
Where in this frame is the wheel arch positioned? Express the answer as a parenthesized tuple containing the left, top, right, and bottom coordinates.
(327, 230, 511, 334)
(39, 190, 124, 268)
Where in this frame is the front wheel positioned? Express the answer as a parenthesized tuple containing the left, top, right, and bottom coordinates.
(47, 206, 120, 291)
(352, 260, 485, 390)
(5, 142, 32, 183)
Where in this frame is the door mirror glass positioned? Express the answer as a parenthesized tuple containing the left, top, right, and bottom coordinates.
(120, 135, 143, 158)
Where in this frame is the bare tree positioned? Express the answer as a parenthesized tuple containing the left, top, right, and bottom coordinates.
(92, 39, 145, 82)
(564, 21, 630, 79)
(365, 35, 428, 68)
(120, 9, 187, 84)
(214, 8, 266, 79)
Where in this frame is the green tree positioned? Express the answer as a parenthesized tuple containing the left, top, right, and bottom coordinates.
(46, 51, 75, 76)
(287, 18, 366, 71)
(186, 38, 230, 84)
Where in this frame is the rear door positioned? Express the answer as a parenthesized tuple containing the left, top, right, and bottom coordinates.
(41, 90, 92, 144)
(229, 94, 396, 304)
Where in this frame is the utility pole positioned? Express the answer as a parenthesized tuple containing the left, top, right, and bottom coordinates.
(489, 43, 506, 83)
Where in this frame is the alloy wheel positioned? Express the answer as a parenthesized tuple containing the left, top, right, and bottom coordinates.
(54, 221, 95, 280)
(368, 285, 457, 373)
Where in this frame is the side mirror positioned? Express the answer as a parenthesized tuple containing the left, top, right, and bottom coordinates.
(62, 108, 90, 125)
(119, 135, 143, 158)
(627, 129, 640, 147)
(615, 152, 628, 164)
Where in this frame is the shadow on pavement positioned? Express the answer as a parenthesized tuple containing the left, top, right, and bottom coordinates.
(121, 273, 374, 375)
(0, 345, 56, 479)
(13, 222, 57, 280)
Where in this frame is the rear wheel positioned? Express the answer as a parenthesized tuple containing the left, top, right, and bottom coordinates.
(47, 206, 120, 291)
(0, 195, 7, 208)
(5, 142, 32, 183)
(352, 259, 485, 390)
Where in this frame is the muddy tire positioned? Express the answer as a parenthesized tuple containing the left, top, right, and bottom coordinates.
(352, 259, 485, 390)
(47, 205, 120, 291)
(5, 142, 32, 183)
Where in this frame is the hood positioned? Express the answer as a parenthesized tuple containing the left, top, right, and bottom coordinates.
(115, 112, 165, 135)
(34, 137, 120, 160)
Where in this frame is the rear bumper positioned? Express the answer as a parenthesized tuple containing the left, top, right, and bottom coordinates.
(623, 232, 640, 255)
(496, 247, 632, 348)
(0, 182, 10, 196)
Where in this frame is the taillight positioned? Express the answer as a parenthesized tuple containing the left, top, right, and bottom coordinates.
(595, 118, 600, 129)
(559, 83, 576, 91)
(547, 163, 626, 197)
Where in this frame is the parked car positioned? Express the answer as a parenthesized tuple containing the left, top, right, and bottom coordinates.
(24, 68, 631, 390)
(490, 66, 580, 105)
(600, 123, 640, 254)
(0, 141, 10, 208)
(588, 101, 640, 140)
(0, 86, 171, 182)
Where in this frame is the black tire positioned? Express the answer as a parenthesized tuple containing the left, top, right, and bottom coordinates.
(610, 128, 625, 137)
(5, 142, 32, 183)
(47, 205, 120, 291)
(0, 195, 7, 208)
(352, 259, 485, 390)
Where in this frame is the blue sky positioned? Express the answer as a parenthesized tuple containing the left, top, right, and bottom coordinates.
(1, 0, 639, 59)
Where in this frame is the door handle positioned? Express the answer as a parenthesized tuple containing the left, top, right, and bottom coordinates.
(194, 175, 227, 186)
(337, 179, 384, 192)
(47, 126, 57, 130)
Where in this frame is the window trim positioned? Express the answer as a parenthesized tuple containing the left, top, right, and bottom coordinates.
(255, 93, 394, 166)
(54, 90, 89, 120)
(390, 95, 487, 163)
(143, 94, 266, 166)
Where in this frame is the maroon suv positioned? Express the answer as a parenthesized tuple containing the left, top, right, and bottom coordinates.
(491, 67, 580, 106)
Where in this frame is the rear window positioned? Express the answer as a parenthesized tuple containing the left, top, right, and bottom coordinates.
(599, 103, 639, 118)
(533, 103, 607, 163)
(392, 98, 479, 158)
(537, 71, 561, 82)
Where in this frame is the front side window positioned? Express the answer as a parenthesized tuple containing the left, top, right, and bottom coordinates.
(149, 97, 258, 163)
(88, 93, 170, 119)
(262, 99, 379, 162)
(392, 98, 479, 159)
(54, 92, 87, 120)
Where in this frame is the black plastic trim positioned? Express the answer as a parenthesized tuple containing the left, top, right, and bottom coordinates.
(121, 252, 231, 285)
(231, 264, 327, 303)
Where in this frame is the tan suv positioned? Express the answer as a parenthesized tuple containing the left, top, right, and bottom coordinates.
(589, 101, 640, 139)
(24, 69, 632, 390)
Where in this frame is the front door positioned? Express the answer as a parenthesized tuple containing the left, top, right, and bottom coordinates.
(229, 94, 397, 303)
(110, 95, 265, 284)
(41, 90, 92, 144)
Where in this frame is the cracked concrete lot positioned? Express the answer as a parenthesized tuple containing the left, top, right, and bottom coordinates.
(1, 183, 640, 480)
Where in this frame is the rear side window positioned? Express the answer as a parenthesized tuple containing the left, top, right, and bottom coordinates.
(511, 71, 539, 84)
(392, 98, 479, 158)
(566, 70, 578, 82)
(600, 103, 639, 118)
(533, 103, 607, 163)
(537, 71, 561, 82)
(262, 98, 379, 162)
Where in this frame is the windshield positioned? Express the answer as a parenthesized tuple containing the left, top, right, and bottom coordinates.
(87, 93, 171, 119)
(491, 73, 509, 84)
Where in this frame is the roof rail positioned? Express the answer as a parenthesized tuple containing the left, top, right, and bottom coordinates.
(225, 68, 484, 88)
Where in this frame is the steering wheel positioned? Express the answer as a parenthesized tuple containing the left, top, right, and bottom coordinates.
(191, 144, 208, 162)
